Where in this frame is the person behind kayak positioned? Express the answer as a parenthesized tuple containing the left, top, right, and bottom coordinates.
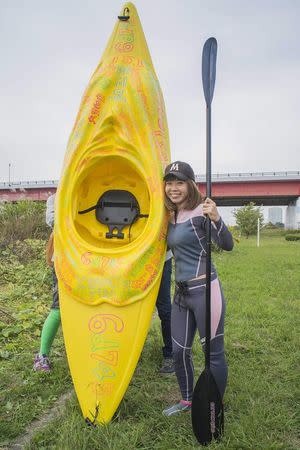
(33, 194, 174, 374)
(156, 249, 174, 374)
(162, 161, 234, 416)
(33, 194, 60, 371)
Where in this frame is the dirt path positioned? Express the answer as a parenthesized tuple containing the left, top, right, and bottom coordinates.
(6, 390, 73, 450)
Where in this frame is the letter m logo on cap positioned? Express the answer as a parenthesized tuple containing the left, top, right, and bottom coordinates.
(170, 163, 179, 171)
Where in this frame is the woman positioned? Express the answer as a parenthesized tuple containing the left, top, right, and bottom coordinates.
(162, 161, 234, 416)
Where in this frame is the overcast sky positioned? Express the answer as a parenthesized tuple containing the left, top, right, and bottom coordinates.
(1, 0, 300, 182)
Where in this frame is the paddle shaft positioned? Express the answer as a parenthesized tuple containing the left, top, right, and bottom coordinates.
(191, 38, 224, 446)
(205, 104, 212, 369)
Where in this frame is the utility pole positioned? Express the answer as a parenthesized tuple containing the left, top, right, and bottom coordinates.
(8, 163, 11, 185)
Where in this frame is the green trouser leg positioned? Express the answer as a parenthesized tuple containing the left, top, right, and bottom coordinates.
(39, 309, 61, 356)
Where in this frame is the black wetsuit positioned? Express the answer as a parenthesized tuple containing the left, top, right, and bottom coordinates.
(167, 204, 233, 401)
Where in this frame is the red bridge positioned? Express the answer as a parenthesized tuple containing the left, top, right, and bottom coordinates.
(1, 171, 300, 228)
(197, 171, 300, 207)
(1, 171, 299, 205)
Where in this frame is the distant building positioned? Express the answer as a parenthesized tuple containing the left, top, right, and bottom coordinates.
(268, 207, 283, 225)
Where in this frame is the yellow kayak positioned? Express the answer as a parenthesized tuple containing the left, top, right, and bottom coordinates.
(54, 2, 170, 424)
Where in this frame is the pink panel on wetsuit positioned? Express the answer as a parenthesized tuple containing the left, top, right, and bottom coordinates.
(211, 278, 222, 339)
(171, 204, 204, 224)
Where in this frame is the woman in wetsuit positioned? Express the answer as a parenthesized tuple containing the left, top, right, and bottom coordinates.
(162, 161, 234, 416)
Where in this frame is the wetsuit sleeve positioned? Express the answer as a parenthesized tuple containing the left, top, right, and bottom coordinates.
(211, 217, 234, 251)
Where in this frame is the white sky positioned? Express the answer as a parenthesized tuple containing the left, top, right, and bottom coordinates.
(1, 0, 300, 182)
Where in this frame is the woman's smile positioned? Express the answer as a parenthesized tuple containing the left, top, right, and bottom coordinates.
(165, 180, 189, 208)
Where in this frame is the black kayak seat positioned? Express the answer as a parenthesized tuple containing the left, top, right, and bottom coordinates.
(78, 189, 148, 239)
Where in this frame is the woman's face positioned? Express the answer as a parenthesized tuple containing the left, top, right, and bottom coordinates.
(165, 179, 189, 209)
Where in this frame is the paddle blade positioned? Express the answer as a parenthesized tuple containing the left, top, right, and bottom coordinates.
(202, 37, 217, 106)
(192, 368, 224, 445)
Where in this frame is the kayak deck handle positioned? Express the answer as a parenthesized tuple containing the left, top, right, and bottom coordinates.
(118, 7, 130, 21)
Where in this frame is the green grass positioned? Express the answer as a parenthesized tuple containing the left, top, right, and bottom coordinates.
(1, 234, 299, 449)
(0, 241, 72, 444)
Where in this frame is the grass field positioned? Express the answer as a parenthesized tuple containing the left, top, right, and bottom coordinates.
(0, 232, 299, 449)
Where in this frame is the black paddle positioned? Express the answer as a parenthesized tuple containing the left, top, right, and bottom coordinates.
(191, 37, 224, 446)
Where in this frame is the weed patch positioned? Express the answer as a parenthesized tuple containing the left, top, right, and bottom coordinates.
(0, 201, 49, 248)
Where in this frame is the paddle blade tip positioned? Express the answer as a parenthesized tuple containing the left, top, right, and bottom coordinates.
(202, 37, 218, 106)
(191, 369, 224, 445)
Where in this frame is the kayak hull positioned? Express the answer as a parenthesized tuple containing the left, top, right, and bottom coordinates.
(60, 283, 160, 423)
(54, 2, 170, 423)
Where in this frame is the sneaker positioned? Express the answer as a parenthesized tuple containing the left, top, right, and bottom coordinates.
(163, 400, 192, 416)
(159, 357, 175, 374)
(33, 354, 51, 372)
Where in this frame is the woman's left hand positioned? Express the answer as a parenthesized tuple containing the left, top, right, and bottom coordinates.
(202, 198, 220, 223)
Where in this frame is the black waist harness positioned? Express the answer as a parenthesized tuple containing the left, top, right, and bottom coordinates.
(175, 281, 189, 310)
(175, 273, 218, 309)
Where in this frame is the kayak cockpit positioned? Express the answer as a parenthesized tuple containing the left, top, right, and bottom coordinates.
(73, 155, 150, 248)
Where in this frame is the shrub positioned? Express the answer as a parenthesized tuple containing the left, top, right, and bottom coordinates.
(233, 202, 264, 238)
(285, 234, 300, 241)
(0, 201, 49, 248)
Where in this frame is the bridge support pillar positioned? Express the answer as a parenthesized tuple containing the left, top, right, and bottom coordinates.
(285, 197, 300, 230)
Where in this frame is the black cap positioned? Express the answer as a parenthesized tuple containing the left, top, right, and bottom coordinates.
(163, 161, 195, 182)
